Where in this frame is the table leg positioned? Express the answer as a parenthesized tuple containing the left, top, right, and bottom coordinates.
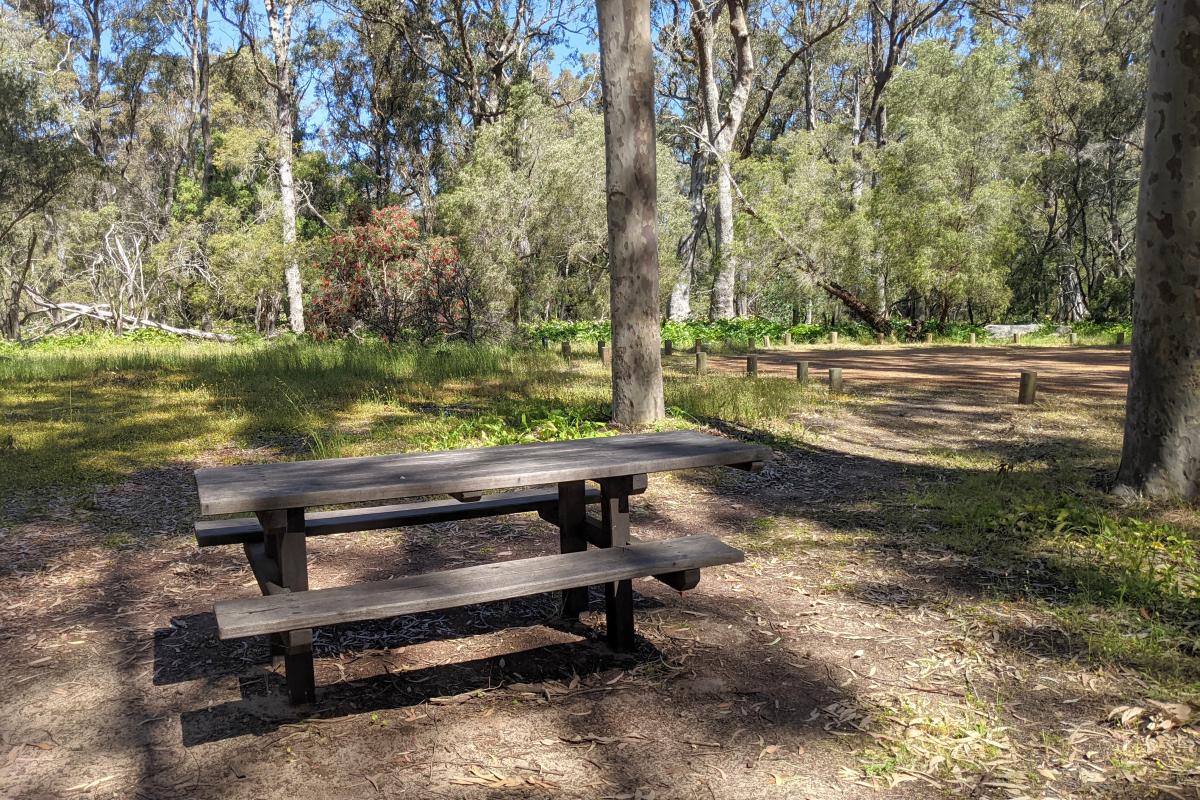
(599, 477, 636, 652)
(255, 508, 315, 705)
(557, 481, 589, 618)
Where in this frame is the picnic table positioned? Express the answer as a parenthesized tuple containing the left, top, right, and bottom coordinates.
(193, 430, 770, 704)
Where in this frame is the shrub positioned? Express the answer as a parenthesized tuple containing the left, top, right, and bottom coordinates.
(308, 207, 473, 342)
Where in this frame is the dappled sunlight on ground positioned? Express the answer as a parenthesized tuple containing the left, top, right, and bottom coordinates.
(1, 342, 1196, 798)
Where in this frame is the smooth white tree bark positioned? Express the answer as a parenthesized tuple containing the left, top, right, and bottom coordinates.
(1116, 0, 1200, 498)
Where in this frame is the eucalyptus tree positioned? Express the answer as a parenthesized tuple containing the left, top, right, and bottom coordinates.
(1015, 0, 1151, 321)
(0, 7, 91, 339)
(1116, 0, 1200, 499)
(598, 0, 665, 426)
(229, 0, 310, 332)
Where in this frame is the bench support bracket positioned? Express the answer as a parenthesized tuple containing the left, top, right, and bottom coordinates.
(598, 476, 637, 652)
(556, 481, 589, 618)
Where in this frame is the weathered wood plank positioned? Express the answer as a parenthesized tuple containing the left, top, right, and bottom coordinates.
(215, 535, 743, 640)
(196, 488, 603, 547)
(195, 431, 771, 516)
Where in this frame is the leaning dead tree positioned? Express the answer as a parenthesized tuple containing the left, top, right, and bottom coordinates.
(687, 124, 891, 333)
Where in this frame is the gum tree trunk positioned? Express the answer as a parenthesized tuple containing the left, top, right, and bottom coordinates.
(598, 0, 664, 427)
(265, 0, 304, 334)
(668, 140, 707, 321)
(1116, 0, 1200, 499)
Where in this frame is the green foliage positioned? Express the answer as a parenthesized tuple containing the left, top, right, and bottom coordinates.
(425, 409, 612, 449)
(521, 319, 611, 343)
(1000, 502, 1199, 612)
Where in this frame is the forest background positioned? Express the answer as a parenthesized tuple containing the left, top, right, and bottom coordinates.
(0, 0, 1148, 344)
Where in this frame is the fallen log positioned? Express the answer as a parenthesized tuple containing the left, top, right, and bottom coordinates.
(23, 293, 236, 342)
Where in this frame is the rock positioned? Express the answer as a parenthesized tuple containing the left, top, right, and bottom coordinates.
(984, 323, 1041, 339)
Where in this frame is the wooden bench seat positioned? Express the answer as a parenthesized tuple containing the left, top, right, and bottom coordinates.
(195, 487, 603, 547)
(215, 535, 742, 640)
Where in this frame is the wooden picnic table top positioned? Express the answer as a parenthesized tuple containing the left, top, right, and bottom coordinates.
(194, 430, 770, 516)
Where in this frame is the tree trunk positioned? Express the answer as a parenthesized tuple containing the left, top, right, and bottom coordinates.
(692, 0, 754, 320)
(598, 0, 664, 427)
(1116, 0, 1200, 499)
(266, 0, 304, 334)
(668, 141, 707, 321)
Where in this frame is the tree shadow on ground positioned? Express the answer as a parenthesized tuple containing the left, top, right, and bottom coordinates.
(674, 414, 1199, 684)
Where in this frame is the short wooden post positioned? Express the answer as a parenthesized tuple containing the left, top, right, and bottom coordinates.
(925, 333, 934, 344)
(828, 367, 843, 393)
(830, 331, 839, 346)
(1069, 332, 1078, 345)
(746, 354, 758, 377)
(876, 333, 885, 345)
(693, 340, 703, 354)
(541, 336, 549, 350)
(796, 361, 809, 382)
(695, 351, 707, 375)
(1018, 370, 1037, 405)
(1116, 332, 1126, 346)
(561, 340, 572, 358)
(783, 332, 792, 346)
(1012, 333, 1021, 344)
(598, 341, 609, 365)
(763, 335, 771, 349)
(664, 339, 673, 355)
(969, 332, 976, 345)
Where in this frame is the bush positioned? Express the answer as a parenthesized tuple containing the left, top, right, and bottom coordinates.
(308, 207, 473, 343)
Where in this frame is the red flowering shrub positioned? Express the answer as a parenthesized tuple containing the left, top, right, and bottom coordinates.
(308, 207, 473, 341)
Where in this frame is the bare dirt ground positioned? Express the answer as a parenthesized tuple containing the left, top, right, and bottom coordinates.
(3, 347, 1197, 800)
(707, 344, 1130, 398)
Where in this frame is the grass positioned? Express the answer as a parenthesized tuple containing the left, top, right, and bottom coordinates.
(3, 335, 1197, 697)
(0, 338, 826, 494)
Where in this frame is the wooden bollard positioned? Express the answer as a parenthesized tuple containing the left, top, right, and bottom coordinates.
(561, 340, 572, 358)
(764, 335, 772, 349)
(746, 355, 758, 377)
(828, 367, 843, 393)
(783, 332, 792, 346)
(969, 332, 976, 345)
(796, 361, 809, 382)
(1018, 370, 1037, 405)
(664, 339, 673, 355)
(925, 333, 934, 344)
(696, 351, 707, 375)
(1069, 332, 1077, 345)
(1012, 333, 1021, 344)
(830, 331, 839, 346)
(598, 341, 609, 365)
(1116, 332, 1126, 346)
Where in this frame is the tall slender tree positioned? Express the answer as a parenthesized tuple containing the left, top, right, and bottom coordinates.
(1115, 0, 1200, 499)
(597, 0, 665, 426)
